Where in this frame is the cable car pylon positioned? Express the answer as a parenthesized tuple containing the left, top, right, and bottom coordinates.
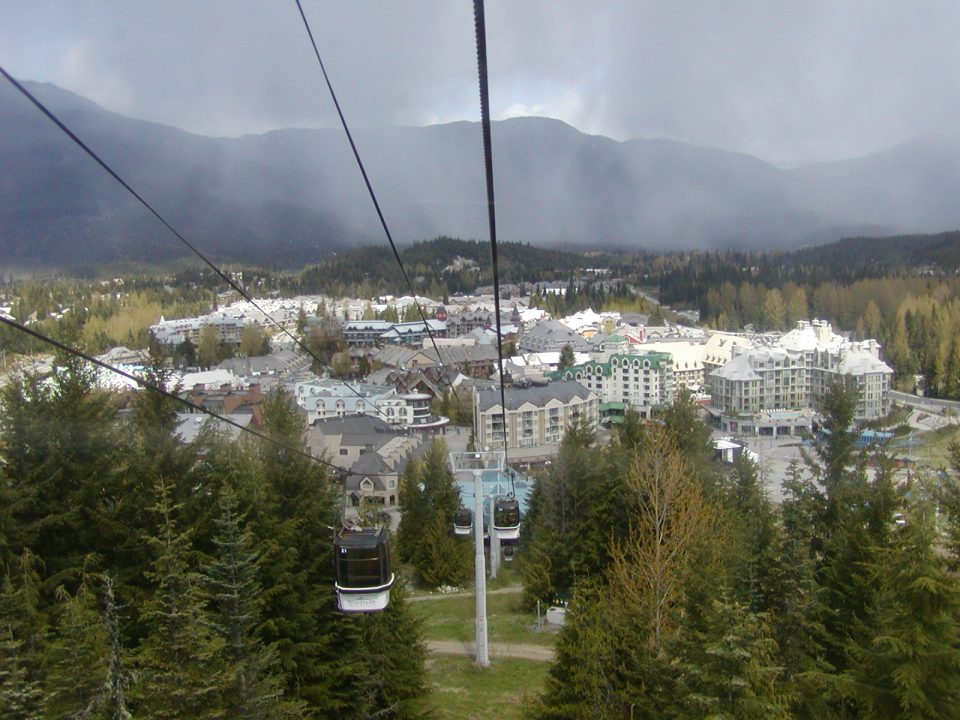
(449, 450, 506, 667)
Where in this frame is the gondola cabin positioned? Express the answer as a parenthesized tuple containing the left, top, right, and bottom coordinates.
(493, 497, 521, 541)
(334, 527, 394, 613)
(454, 506, 473, 536)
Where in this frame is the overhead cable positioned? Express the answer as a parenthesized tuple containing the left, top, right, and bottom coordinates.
(0, 65, 395, 423)
(0, 314, 402, 478)
(292, 0, 471, 421)
(472, 0, 510, 464)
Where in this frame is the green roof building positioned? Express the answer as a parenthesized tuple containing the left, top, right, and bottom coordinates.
(549, 351, 675, 424)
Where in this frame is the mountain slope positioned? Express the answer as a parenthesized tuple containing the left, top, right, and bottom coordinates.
(4, 81, 960, 269)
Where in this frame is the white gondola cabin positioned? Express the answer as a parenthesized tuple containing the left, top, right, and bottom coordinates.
(493, 497, 521, 541)
(453, 506, 473, 536)
(334, 527, 394, 613)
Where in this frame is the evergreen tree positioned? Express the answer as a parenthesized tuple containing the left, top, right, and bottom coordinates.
(520, 419, 608, 604)
(44, 576, 118, 720)
(678, 594, 789, 720)
(352, 583, 428, 720)
(101, 574, 132, 720)
(938, 438, 960, 568)
(0, 357, 129, 591)
(295, 308, 307, 338)
(396, 441, 469, 588)
(0, 555, 45, 720)
(134, 479, 228, 719)
(720, 454, 779, 612)
(536, 582, 668, 720)
(648, 304, 665, 325)
(837, 500, 960, 718)
(557, 342, 575, 372)
(250, 389, 361, 714)
(203, 488, 302, 719)
(769, 461, 834, 719)
(659, 388, 718, 496)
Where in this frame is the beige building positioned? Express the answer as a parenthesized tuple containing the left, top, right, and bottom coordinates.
(473, 380, 599, 450)
(709, 320, 893, 422)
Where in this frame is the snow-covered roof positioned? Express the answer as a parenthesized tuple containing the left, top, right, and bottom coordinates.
(778, 319, 845, 353)
(180, 369, 241, 389)
(560, 308, 620, 333)
(709, 352, 763, 382)
(839, 347, 894, 376)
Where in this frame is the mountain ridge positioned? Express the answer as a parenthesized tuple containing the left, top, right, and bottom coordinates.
(3, 80, 960, 269)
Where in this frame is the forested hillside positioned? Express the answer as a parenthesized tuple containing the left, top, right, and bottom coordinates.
(297, 237, 592, 298)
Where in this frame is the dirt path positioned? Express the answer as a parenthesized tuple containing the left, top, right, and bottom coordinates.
(426, 639, 555, 662)
(409, 585, 524, 602)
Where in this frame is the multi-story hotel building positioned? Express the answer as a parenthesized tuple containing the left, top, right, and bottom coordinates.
(473, 380, 599, 450)
(709, 320, 893, 425)
(550, 351, 675, 422)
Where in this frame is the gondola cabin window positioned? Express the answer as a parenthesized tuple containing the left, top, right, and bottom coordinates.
(335, 527, 394, 613)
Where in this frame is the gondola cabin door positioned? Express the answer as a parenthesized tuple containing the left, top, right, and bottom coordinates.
(335, 527, 394, 613)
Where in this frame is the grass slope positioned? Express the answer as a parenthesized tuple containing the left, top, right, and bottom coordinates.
(410, 566, 557, 718)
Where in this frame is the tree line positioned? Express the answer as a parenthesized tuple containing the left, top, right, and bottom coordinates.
(520, 387, 960, 718)
(0, 357, 426, 718)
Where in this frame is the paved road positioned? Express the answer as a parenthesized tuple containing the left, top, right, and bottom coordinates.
(409, 585, 524, 602)
(890, 390, 960, 413)
(426, 639, 555, 662)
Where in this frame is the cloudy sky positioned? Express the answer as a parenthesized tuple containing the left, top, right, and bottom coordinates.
(2, 1, 959, 167)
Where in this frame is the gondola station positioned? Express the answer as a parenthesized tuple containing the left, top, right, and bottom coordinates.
(334, 526, 395, 613)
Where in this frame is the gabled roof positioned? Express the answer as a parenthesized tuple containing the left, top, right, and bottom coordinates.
(475, 380, 594, 412)
(517, 320, 592, 353)
(838, 348, 894, 376)
(709, 352, 762, 382)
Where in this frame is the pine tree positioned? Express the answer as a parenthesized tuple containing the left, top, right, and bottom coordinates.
(44, 577, 115, 720)
(536, 581, 668, 720)
(396, 441, 469, 589)
(837, 500, 960, 718)
(678, 594, 789, 720)
(352, 582, 428, 720)
(939, 438, 960, 569)
(520, 418, 608, 603)
(101, 574, 132, 720)
(0, 358, 129, 590)
(203, 488, 302, 719)
(134, 479, 228, 719)
(0, 552, 45, 720)
(250, 389, 361, 714)
(720, 454, 780, 612)
(769, 461, 834, 718)
(659, 388, 718, 496)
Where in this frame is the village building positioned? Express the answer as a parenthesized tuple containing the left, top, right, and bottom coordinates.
(306, 415, 431, 508)
(709, 319, 893, 433)
(550, 351, 675, 423)
(473, 380, 599, 451)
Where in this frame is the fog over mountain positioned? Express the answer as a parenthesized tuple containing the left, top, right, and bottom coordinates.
(3, 81, 960, 269)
